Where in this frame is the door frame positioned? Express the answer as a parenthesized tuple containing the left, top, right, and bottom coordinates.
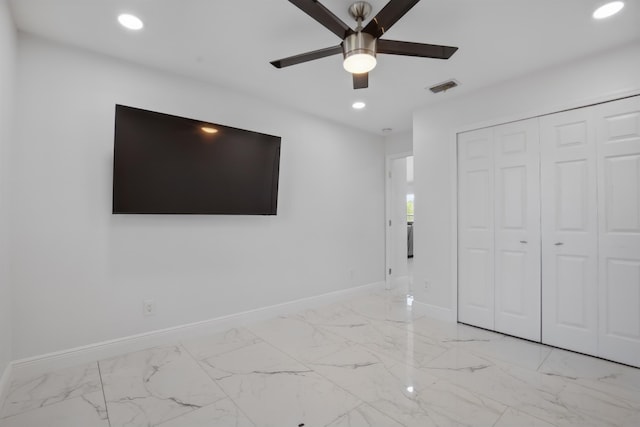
(385, 151, 413, 290)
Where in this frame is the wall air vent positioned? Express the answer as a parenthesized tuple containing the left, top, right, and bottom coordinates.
(428, 79, 460, 94)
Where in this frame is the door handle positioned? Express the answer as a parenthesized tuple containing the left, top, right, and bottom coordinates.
(520, 240, 528, 244)
(554, 242, 564, 246)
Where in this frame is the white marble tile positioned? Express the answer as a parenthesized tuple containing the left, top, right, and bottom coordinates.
(246, 314, 352, 363)
(157, 398, 255, 427)
(423, 346, 496, 380)
(325, 403, 404, 427)
(464, 335, 553, 371)
(408, 380, 506, 427)
(220, 369, 361, 427)
(410, 316, 505, 346)
(221, 368, 361, 427)
(1, 362, 102, 418)
(312, 345, 438, 399)
(531, 381, 640, 427)
(312, 344, 505, 427)
(209, 345, 361, 426)
(99, 345, 227, 427)
(341, 292, 421, 325)
(319, 317, 448, 368)
(315, 346, 481, 426)
(3, 290, 640, 427)
(0, 392, 108, 427)
(297, 302, 374, 329)
(427, 350, 638, 427)
(424, 349, 572, 422)
(198, 339, 361, 426)
(538, 348, 640, 403)
(493, 407, 557, 427)
(419, 324, 552, 372)
(181, 327, 262, 361)
(198, 341, 306, 380)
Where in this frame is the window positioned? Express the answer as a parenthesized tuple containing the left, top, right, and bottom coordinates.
(407, 194, 414, 223)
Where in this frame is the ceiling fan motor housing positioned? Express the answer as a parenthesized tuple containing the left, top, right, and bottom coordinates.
(342, 31, 377, 73)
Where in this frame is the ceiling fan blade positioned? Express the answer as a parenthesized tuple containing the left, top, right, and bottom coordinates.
(353, 73, 369, 89)
(270, 45, 342, 68)
(289, 0, 353, 39)
(363, 0, 421, 39)
(377, 39, 458, 59)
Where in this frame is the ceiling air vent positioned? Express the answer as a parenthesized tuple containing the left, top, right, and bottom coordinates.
(428, 79, 459, 94)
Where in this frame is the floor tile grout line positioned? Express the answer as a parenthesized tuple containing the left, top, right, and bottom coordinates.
(241, 322, 385, 422)
(95, 361, 112, 427)
(247, 294, 510, 424)
(491, 404, 511, 427)
(179, 343, 259, 427)
(536, 347, 553, 372)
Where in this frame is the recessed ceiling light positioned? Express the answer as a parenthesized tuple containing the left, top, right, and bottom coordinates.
(118, 13, 144, 30)
(352, 101, 366, 110)
(201, 126, 218, 134)
(593, 1, 624, 19)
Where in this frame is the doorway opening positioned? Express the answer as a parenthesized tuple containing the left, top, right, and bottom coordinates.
(385, 154, 414, 292)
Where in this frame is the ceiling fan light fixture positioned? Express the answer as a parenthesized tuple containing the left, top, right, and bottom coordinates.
(344, 53, 377, 74)
(343, 32, 377, 74)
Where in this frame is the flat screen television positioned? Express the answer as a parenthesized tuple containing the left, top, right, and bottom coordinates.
(112, 105, 281, 215)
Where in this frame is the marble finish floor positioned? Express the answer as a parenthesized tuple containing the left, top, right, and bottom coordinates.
(2, 288, 640, 426)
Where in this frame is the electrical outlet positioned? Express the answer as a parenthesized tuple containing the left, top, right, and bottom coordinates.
(143, 299, 156, 317)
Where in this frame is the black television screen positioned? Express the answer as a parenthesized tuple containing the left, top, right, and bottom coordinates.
(112, 105, 281, 215)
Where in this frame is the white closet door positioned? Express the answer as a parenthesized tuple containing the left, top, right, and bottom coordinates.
(493, 119, 541, 341)
(540, 109, 598, 354)
(596, 96, 640, 367)
(458, 128, 494, 329)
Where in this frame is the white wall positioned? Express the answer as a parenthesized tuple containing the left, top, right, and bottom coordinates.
(0, 0, 16, 380)
(11, 35, 385, 359)
(413, 41, 640, 319)
(385, 131, 412, 156)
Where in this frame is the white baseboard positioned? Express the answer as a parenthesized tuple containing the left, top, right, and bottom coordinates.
(0, 362, 13, 407)
(413, 300, 456, 322)
(10, 281, 385, 379)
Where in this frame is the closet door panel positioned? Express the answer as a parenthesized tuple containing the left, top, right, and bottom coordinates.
(540, 109, 598, 354)
(458, 128, 495, 329)
(493, 119, 541, 341)
(597, 96, 640, 367)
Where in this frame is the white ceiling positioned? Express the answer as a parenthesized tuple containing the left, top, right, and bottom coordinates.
(9, 0, 640, 135)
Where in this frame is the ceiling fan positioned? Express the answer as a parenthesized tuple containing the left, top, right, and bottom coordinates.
(270, 0, 458, 89)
